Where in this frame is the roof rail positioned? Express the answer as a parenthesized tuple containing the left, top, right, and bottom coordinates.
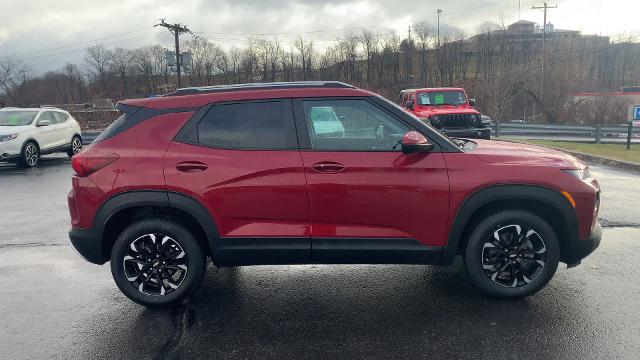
(167, 81, 355, 96)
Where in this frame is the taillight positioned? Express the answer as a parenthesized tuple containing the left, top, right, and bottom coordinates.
(71, 154, 119, 177)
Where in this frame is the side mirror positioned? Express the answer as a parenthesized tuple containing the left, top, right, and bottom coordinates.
(468, 98, 476, 107)
(37, 119, 51, 127)
(405, 100, 414, 110)
(401, 131, 434, 154)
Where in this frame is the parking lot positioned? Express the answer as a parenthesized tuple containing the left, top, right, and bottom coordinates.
(1, 155, 639, 359)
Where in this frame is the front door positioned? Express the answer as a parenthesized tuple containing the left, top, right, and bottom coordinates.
(294, 98, 450, 263)
(164, 99, 310, 265)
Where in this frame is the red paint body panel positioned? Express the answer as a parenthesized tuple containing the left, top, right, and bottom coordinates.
(300, 151, 450, 245)
(71, 87, 600, 259)
(72, 112, 193, 228)
(164, 142, 309, 238)
(444, 139, 600, 240)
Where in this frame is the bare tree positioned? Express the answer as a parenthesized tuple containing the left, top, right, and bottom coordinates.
(84, 45, 110, 96)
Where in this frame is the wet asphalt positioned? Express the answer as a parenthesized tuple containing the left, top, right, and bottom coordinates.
(0, 155, 639, 359)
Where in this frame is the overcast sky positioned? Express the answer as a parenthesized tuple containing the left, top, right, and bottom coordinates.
(1, 0, 638, 74)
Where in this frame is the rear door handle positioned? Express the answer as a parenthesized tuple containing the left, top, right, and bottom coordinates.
(176, 161, 208, 172)
(312, 161, 345, 173)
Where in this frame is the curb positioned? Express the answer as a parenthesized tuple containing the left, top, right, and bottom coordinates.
(502, 139, 640, 174)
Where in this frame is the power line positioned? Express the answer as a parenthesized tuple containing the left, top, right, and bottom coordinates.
(15, 26, 155, 58)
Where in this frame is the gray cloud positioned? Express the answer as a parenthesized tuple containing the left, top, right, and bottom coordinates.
(0, 0, 636, 74)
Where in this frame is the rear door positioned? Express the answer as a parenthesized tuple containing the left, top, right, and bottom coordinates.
(293, 97, 450, 263)
(51, 111, 73, 147)
(164, 99, 310, 265)
(34, 111, 58, 150)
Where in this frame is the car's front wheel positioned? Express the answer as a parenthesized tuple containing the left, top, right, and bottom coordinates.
(110, 218, 206, 308)
(67, 135, 82, 157)
(463, 210, 560, 298)
(19, 141, 40, 167)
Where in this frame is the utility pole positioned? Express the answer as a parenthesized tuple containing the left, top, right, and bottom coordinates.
(436, 9, 442, 48)
(532, 2, 557, 107)
(518, 0, 521, 20)
(155, 19, 191, 88)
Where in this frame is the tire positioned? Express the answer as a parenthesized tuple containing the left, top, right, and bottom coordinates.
(19, 141, 40, 167)
(463, 210, 560, 299)
(110, 218, 206, 308)
(67, 135, 82, 157)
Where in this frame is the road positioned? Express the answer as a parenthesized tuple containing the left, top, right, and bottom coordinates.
(1, 154, 639, 359)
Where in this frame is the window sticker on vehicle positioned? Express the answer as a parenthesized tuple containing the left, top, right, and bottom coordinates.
(9, 115, 18, 125)
(435, 94, 444, 105)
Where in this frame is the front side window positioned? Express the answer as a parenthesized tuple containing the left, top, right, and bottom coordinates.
(0, 111, 38, 126)
(198, 101, 289, 150)
(302, 99, 409, 151)
(417, 91, 467, 106)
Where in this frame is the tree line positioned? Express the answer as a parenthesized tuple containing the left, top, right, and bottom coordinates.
(1, 20, 639, 124)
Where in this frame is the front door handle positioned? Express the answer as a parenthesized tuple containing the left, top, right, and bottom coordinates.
(312, 161, 345, 173)
(176, 161, 208, 172)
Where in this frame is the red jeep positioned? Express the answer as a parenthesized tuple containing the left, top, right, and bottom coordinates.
(68, 81, 600, 307)
(399, 87, 490, 139)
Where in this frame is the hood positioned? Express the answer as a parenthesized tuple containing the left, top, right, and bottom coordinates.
(414, 106, 479, 118)
(0, 125, 31, 136)
(470, 139, 585, 169)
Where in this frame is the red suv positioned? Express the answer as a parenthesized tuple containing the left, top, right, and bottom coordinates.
(68, 82, 601, 307)
(399, 87, 490, 139)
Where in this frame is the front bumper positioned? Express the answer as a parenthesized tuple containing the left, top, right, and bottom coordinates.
(564, 221, 602, 267)
(441, 127, 491, 139)
(0, 140, 22, 161)
(69, 227, 106, 264)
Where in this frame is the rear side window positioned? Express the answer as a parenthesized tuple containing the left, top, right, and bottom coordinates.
(93, 112, 127, 143)
(52, 112, 69, 123)
(197, 100, 294, 150)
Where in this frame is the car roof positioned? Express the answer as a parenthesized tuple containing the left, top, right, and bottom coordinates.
(0, 107, 66, 112)
(120, 81, 376, 109)
(400, 88, 466, 93)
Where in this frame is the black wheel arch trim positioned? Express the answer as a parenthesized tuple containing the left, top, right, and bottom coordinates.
(440, 184, 580, 265)
(73, 190, 220, 264)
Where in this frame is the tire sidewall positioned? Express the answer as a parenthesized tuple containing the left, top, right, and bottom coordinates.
(464, 210, 560, 298)
(110, 218, 205, 308)
(68, 135, 82, 157)
(20, 141, 39, 167)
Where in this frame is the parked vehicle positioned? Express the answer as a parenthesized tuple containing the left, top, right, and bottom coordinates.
(68, 81, 601, 307)
(0, 107, 82, 167)
(399, 88, 490, 139)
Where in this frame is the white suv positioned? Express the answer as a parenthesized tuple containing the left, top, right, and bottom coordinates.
(0, 107, 82, 167)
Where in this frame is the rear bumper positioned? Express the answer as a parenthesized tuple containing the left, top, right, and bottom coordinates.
(443, 127, 491, 139)
(69, 227, 106, 264)
(564, 221, 602, 267)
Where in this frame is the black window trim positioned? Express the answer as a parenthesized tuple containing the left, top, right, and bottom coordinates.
(291, 96, 459, 153)
(174, 98, 299, 151)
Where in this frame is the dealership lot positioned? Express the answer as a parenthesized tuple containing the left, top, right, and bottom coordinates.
(1, 156, 639, 359)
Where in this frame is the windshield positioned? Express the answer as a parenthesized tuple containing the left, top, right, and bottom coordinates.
(417, 91, 467, 106)
(0, 111, 38, 126)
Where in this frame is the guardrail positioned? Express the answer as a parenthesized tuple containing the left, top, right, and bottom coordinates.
(491, 122, 640, 146)
(80, 122, 639, 146)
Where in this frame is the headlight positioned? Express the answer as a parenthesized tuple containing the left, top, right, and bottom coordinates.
(0, 134, 19, 142)
(563, 167, 591, 180)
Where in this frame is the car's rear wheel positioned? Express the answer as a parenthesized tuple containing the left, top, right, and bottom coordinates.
(110, 218, 206, 308)
(19, 141, 40, 167)
(67, 135, 82, 157)
(463, 210, 560, 298)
